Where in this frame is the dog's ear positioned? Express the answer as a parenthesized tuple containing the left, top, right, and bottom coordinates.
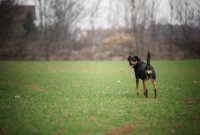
(127, 56, 131, 61)
(134, 56, 141, 61)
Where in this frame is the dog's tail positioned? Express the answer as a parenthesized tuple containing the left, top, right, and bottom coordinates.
(146, 51, 150, 70)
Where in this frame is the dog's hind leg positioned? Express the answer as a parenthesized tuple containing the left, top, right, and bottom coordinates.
(151, 79, 157, 98)
(136, 79, 139, 95)
(143, 80, 148, 98)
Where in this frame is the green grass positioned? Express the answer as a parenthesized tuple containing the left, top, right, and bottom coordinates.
(0, 60, 200, 135)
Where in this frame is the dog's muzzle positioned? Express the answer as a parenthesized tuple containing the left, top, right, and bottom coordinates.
(129, 61, 137, 68)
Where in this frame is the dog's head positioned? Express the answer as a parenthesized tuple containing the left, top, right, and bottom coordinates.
(127, 56, 141, 68)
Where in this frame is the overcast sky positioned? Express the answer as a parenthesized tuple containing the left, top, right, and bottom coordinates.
(25, 0, 170, 29)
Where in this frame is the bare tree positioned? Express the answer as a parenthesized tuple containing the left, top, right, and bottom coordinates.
(195, 2, 200, 19)
(33, 0, 52, 60)
(87, 0, 101, 42)
(194, 0, 200, 52)
(53, 0, 86, 59)
(147, 0, 160, 41)
(123, 1, 130, 32)
(175, 0, 195, 41)
(194, 0, 200, 26)
(130, 0, 139, 55)
(122, 0, 154, 56)
(168, 0, 175, 59)
(124, 0, 139, 55)
(33, 0, 86, 60)
(174, 0, 200, 58)
(34, 0, 44, 40)
(137, 0, 147, 45)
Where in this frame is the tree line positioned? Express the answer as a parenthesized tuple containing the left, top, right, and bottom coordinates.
(0, 0, 199, 60)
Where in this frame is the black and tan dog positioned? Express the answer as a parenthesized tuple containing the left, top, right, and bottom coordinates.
(127, 51, 156, 98)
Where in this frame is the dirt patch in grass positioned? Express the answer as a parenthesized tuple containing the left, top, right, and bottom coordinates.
(26, 84, 46, 92)
(0, 128, 7, 135)
(194, 116, 200, 122)
(105, 124, 137, 135)
(173, 124, 183, 129)
(170, 124, 185, 134)
(0, 80, 17, 85)
(182, 98, 197, 104)
(0, 81, 45, 92)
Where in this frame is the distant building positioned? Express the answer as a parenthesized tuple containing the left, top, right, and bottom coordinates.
(76, 28, 122, 42)
(77, 30, 88, 41)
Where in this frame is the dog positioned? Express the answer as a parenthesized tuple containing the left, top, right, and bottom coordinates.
(127, 51, 156, 98)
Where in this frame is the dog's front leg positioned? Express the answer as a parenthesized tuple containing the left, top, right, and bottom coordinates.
(136, 79, 139, 95)
(143, 80, 148, 98)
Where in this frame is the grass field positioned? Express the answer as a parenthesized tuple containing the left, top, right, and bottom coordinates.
(0, 60, 200, 135)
